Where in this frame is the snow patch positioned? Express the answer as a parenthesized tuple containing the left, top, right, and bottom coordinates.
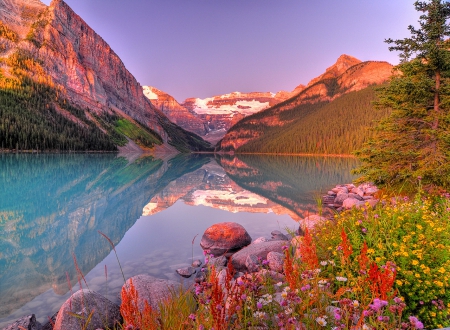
(192, 98, 270, 116)
(143, 86, 158, 100)
(191, 189, 269, 211)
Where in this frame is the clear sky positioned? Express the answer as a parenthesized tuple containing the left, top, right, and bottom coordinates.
(41, 0, 419, 102)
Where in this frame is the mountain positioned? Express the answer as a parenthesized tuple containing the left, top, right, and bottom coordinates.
(144, 87, 298, 144)
(217, 55, 393, 153)
(0, 0, 212, 152)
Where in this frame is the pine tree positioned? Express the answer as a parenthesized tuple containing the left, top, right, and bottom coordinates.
(354, 0, 450, 192)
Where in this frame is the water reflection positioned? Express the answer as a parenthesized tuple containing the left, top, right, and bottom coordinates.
(0, 153, 208, 319)
(0, 153, 358, 327)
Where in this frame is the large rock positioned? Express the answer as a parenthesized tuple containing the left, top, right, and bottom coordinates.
(267, 251, 285, 273)
(3, 314, 42, 330)
(122, 274, 180, 311)
(200, 222, 252, 257)
(231, 240, 289, 272)
(53, 290, 121, 330)
(342, 197, 360, 209)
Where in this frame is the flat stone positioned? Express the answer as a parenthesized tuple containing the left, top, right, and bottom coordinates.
(192, 259, 202, 267)
(231, 240, 289, 272)
(299, 214, 327, 231)
(327, 191, 337, 196)
(122, 275, 179, 311)
(176, 266, 196, 278)
(200, 222, 252, 257)
(53, 290, 121, 330)
(267, 251, 285, 273)
(348, 193, 363, 201)
(3, 314, 42, 330)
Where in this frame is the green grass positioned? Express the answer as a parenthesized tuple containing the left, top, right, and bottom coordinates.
(114, 119, 162, 148)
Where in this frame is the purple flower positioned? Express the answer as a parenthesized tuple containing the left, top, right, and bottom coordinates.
(189, 314, 196, 320)
(301, 284, 311, 291)
(369, 298, 388, 312)
(257, 302, 263, 309)
(361, 228, 368, 234)
(241, 294, 247, 301)
(262, 259, 270, 265)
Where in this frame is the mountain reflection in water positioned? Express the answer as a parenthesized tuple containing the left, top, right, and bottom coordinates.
(0, 153, 358, 327)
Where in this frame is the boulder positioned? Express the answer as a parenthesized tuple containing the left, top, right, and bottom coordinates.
(342, 197, 360, 209)
(192, 259, 202, 267)
(231, 240, 289, 272)
(348, 193, 363, 201)
(3, 314, 42, 330)
(200, 222, 252, 257)
(207, 255, 227, 267)
(176, 267, 196, 278)
(253, 236, 271, 244)
(299, 214, 327, 231)
(267, 251, 285, 272)
(334, 193, 349, 204)
(245, 254, 260, 273)
(122, 275, 179, 311)
(53, 290, 121, 330)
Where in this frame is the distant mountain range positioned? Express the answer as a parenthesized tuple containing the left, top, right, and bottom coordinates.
(145, 55, 393, 152)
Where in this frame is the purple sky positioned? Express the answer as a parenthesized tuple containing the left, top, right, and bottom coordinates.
(42, 0, 419, 102)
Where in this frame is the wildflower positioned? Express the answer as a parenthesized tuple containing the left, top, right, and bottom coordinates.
(409, 316, 424, 329)
(369, 298, 388, 312)
(320, 260, 328, 266)
(276, 281, 283, 287)
(241, 294, 247, 301)
(335, 276, 348, 282)
(301, 284, 310, 291)
(189, 314, 196, 321)
(362, 325, 371, 330)
(257, 302, 263, 309)
(285, 307, 293, 315)
(318, 279, 328, 287)
(315, 316, 327, 327)
(352, 300, 359, 308)
(253, 311, 266, 320)
(362, 227, 368, 234)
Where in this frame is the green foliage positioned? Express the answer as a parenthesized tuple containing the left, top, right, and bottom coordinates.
(0, 52, 118, 151)
(354, 0, 450, 192)
(315, 195, 450, 328)
(115, 119, 162, 148)
(159, 118, 213, 152)
(236, 86, 388, 155)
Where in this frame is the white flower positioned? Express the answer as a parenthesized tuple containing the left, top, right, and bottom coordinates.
(285, 307, 293, 315)
(284, 286, 291, 292)
(335, 276, 348, 282)
(318, 279, 328, 287)
(253, 311, 266, 319)
(276, 282, 283, 287)
(281, 291, 288, 299)
(352, 300, 360, 308)
(316, 316, 327, 326)
(328, 260, 336, 266)
(320, 260, 328, 266)
(362, 324, 371, 330)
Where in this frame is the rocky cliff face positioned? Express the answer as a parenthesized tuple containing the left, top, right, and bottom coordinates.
(0, 0, 211, 152)
(218, 55, 393, 151)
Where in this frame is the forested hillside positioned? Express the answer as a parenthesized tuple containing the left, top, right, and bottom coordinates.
(228, 86, 389, 155)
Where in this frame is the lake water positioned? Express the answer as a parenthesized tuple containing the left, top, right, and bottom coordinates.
(0, 153, 358, 327)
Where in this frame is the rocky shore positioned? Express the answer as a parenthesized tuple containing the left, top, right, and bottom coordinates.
(3, 183, 380, 330)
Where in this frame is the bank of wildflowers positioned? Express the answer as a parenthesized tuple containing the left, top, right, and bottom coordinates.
(120, 192, 450, 330)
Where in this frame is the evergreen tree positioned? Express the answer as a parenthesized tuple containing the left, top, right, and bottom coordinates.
(354, 0, 450, 192)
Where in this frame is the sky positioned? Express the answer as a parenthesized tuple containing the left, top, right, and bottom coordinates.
(41, 0, 420, 102)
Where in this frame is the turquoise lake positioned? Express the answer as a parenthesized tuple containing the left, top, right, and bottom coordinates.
(0, 153, 358, 327)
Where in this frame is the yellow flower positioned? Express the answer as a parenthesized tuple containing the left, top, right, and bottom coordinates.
(415, 273, 421, 278)
(367, 249, 375, 254)
(396, 280, 403, 286)
(416, 224, 423, 230)
(412, 260, 419, 266)
(439, 267, 446, 274)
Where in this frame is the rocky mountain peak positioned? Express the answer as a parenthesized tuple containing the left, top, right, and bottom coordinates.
(307, 54, 362, 87)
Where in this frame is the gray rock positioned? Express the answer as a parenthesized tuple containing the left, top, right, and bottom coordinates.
(176, 266, 196, 278)
(208, 255, 227, 267)
(195, 269, 208, 283)
(348, 193, 363, 201)
(231, 240, 289, 272)
(253, 236, 270, 244)
(192, 259, 202, 267)
(200, 222, 252, 257)
(122, 275, 179, 311)
(53, 290, 121, 330)
(271, 230, 289, 241)
(334, 193, 349, 204)
(327, 191, 337, 196)
(364, 187, 378, 195)
(245, 254, 260, 273)
(3, 314, 42, 330)
(267, 251, 285, 273)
